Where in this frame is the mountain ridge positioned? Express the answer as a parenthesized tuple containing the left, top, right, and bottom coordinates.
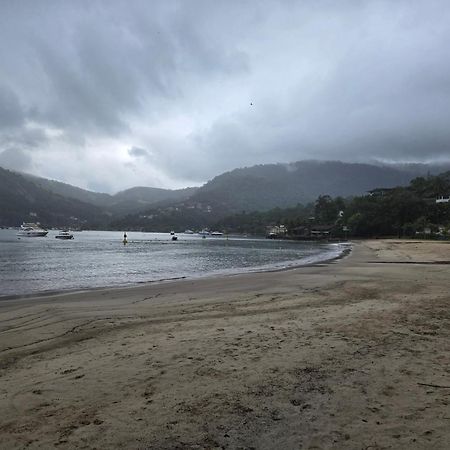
(20, 172, 199, 216)
(2, 160, 450, 229)
(0, 167, 109, 227)
(111, 160, 450, 231)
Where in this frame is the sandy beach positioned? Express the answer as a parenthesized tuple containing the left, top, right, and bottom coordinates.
(0, 239, 449, 449)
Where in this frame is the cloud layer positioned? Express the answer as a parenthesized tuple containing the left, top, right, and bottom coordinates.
(1, 0, 449, 192)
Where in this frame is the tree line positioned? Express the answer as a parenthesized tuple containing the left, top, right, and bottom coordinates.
(215, 171, 450, 238)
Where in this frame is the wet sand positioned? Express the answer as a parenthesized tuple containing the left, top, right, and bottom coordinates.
(0, 240, 449, 449)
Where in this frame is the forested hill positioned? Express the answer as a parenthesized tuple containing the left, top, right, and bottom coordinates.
(183, 161, 428, 212)
(110, 186, 198, 216)
(22, 173, 198, 216)
(2, 160, 448, 230)
(112, 161, 444, 231)
(22, 173, 112, 207)
(0, 167, 108, 227)
(213, 171, 450, 237)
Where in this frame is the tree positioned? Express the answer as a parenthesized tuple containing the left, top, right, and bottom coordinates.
(315, 195, 339, 224)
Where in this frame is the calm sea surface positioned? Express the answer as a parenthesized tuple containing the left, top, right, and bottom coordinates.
(0, 229, 348, 298)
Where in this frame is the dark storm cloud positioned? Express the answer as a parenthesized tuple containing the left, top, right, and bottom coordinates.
(0, 0, 248, 140)
(0, 0, 449, 191)
(182, 0, 450, 178)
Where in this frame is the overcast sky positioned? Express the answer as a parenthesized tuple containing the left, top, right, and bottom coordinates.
(1, 0, 449, 193)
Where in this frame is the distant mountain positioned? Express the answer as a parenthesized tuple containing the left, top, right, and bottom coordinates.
(113, 160, 447, 231)
(0, 167, 200, 227)
(22, 173, 112, 207)
(4, 160, 449, 231)
(110, 186, 198, 216)
(22, 173, 198, 216)
(0, 167, 109, 227)
(184, 161, 433, 212)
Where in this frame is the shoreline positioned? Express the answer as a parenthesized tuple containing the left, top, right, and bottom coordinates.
(0, 242, 351, 303)
(0, 239, 448, 449)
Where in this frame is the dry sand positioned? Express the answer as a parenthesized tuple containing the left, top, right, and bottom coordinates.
(0, 240, 449, 449)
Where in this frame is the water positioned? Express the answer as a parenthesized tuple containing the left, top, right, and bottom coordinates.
(0, 229, 348, 298)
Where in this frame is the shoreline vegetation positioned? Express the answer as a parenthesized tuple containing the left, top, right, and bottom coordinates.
(0, 239, 449, 449)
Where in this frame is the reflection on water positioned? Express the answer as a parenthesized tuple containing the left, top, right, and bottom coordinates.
(0, 229, 347, 297)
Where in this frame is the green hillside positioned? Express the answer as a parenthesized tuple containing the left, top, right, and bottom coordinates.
(191, 161, 421, 212)
(4, 161, 449, 232)
(213, 171, 450, 238)
(22, 173, 198, 216)
(112, 161, 428, 231)
(0, 167, 109, 227)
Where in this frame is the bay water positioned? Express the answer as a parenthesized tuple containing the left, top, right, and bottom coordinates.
(0, 229, 348, 298)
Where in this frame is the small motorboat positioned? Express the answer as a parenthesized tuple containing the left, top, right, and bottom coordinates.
(55, 230, 74, 240)
(171, 235, 178, 241)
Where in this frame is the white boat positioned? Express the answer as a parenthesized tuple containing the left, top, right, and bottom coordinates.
(184, 229, 195, 234)
(55, 230, 74, 240)
(17, 223, 48, 237)
(210, 231, 223, 236)
(198, 229, 210, 237)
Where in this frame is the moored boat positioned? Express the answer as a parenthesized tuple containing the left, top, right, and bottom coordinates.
(17, 223, 48, 237)
(55, 230, 74, 240)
